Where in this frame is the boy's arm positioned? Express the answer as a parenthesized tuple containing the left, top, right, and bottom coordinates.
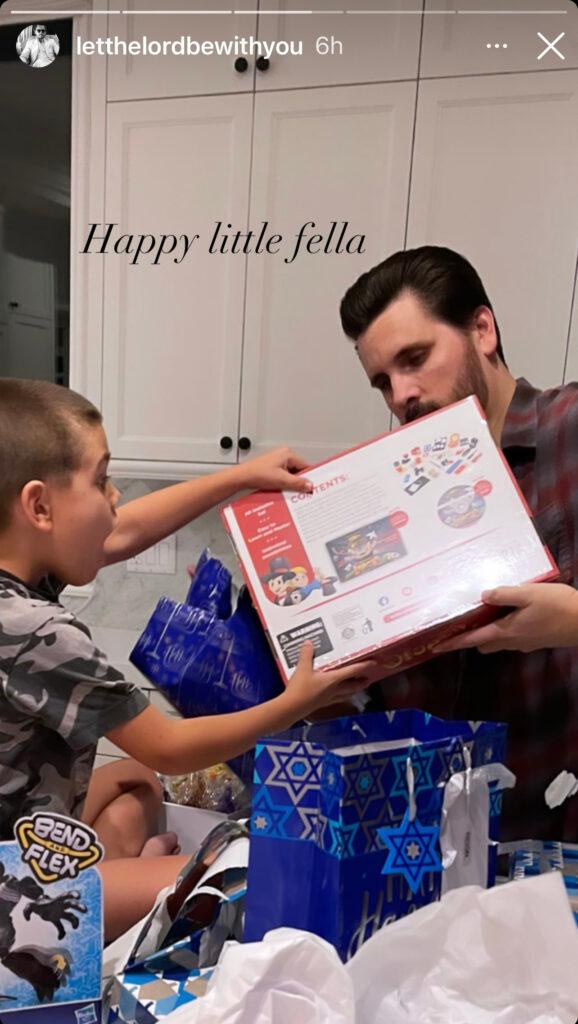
(107, 697, 304, 774)
(106, 644, 375, 774)
(103, 448, 312, 566)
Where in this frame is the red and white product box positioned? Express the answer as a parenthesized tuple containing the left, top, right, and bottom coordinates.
(221, 397, 558, 681)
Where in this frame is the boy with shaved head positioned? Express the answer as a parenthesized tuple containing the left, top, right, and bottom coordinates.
(0, 378, 373, 939)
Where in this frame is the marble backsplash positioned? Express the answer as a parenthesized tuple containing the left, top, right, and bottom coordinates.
(68, 476, 243, 632)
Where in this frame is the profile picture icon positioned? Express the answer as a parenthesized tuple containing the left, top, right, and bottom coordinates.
(17, 24, 60, 68)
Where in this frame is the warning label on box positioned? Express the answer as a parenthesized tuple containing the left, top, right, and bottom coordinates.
(277, 618, 333, 668)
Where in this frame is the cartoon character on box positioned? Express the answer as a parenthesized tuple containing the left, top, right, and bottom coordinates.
(260, 557, 296, 605)
(346, 533, 375, 567)
(282, 567, 338, 606)
(0, 860, 86, 1001)
(260, 559, 338, 608)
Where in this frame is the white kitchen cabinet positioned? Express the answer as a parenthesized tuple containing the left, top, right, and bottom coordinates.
(0, 253, 56, 380)
(407, 70, 578, 390)
(107, 1, 257, 102)
(4, 252, 55, 321)
(69, 1, 578, 476)
(0, 314, 56, 380)
(101, 94, 252, 464)
(421, 0, 578, 78)
(252, 1, 421, 91)
(103, 83, 412, 468)
(239, 83, 416, 463)
(107, 1, 422, 100)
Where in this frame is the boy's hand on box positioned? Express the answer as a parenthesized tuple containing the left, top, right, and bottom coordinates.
(287, 641, 377, 714)
(433, 583, 578, 655)
(237, 447, 313, 493)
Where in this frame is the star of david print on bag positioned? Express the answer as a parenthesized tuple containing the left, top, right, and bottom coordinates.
(244, 709, 507, 961)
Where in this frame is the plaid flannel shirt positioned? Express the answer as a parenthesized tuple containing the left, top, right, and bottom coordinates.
(372, 377, 578, 841)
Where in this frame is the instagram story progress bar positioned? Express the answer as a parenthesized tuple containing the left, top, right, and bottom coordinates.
(7, 6, 573, 13)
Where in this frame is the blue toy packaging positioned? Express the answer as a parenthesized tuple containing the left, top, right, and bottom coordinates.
(130, 549, 283, 784)
(0, 813, 103, 1023)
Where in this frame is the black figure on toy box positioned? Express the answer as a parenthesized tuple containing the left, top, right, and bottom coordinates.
(0, 860, 86, 1001)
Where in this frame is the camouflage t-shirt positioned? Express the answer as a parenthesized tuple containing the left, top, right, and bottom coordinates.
(0, 570, 150, 839)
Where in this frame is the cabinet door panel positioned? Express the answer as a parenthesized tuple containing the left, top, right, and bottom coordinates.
(239, 84, 416, 464)
(5, 253, 55, 320)
(107, 2, 256, 101)
(421, 0, 578, 78)
(407, 71, 578, 390)
(0, 315, 55, 380)
(254, 1, 421, 90)
(102, 95, 252, 463)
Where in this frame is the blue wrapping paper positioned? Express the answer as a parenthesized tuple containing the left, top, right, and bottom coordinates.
(107, 817, 248, 1024)
(107, 934, 214, 1024)
(502, 839, 578, 927)
(244, 709, 507, 961)
(130, 550, 284, 781)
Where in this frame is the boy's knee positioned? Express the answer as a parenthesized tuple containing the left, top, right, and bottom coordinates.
(137, 770, 164, 815)
(125, 760, 163, 801)
(106, 758, 163, 805)
(101, 765, 165, 859)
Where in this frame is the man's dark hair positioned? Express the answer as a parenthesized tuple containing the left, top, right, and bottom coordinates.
(0, 379, 102, 531)
(340, 246, 506, 364)
(34, 24, 47, 30)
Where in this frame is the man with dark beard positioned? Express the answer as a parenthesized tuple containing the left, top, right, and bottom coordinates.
(340, 246, 578, 841)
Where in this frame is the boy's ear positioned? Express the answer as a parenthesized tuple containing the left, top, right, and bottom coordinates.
(19, 481, 54, 533)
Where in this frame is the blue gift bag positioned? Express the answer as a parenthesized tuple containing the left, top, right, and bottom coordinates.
(244, 709, 507, 961)
(130, 550, 284, 782)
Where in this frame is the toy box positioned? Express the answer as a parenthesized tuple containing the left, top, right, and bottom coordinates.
(0, 813, 103, 1023)
(222, 397, 557, 680)
(159, 804, 227, 857)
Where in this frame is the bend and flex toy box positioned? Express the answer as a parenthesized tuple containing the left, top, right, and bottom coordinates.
(0, 813, 103, 1024)
(221, 397, 557, 681)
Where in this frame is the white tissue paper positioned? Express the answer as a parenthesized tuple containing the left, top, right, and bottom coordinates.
(349, 871, 578, 1024)
(164, 928, 354, 1024)
(163, 873, 578, 1024)
(545, 770, 578, 809)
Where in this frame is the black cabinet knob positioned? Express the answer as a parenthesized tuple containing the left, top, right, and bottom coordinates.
(256, 56, 270, 72)
(8, 301, 19, 309)
(238, 436, 252, 451)
(220, 435, 233, 450)
(234, 57, 249, 73)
